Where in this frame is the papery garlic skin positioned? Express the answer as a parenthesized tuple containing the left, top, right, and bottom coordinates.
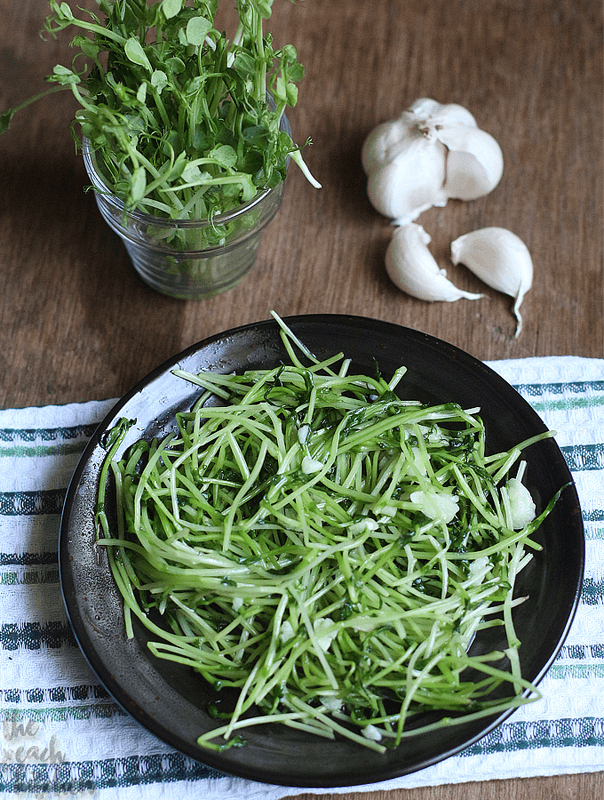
(451, 227, 533, 337)
(437, 125, 504, 200)
(367, 138, 448, 223)
(386, 223, 484, 302)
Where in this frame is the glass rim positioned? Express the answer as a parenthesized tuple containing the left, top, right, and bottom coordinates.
(82, 135, 286, 230)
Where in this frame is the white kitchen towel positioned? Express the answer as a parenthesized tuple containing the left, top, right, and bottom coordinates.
(0, 356, 603, 799)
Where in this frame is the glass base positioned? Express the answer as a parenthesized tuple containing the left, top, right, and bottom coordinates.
(125, 235, 263, 300)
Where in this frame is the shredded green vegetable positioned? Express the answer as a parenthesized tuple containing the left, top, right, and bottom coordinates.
(95, 314, 562, 752)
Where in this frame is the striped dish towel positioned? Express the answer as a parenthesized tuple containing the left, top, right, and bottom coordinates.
(0, 356, 602, 799)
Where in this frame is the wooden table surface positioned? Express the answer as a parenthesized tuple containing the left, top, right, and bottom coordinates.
(1, 1, 602, 797)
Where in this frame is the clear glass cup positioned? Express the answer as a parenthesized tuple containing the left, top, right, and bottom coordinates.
(82, 118, 290, 300)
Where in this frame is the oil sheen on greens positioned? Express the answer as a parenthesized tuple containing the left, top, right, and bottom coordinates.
(2, 1, 309, 221)
(95, 317, 561, 752)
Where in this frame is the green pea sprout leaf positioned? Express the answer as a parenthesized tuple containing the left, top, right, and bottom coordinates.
(1, 1, 320, 220)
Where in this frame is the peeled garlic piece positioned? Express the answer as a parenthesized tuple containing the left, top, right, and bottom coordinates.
(410, 489, 459, 524)
(437, 125, 504, 200)
(313, 617, 337, 651)
(367, 138, 448, 224)
(505, 477, 536, 529)
(451, 227, 533, 336)
(386, 223, 484, 301)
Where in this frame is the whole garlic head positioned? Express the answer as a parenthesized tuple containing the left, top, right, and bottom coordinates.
(386, 223, 483, 302)
(362, 98, 504, 222)
(451, 227, 533, 337)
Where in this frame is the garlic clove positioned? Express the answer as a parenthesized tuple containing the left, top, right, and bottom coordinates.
(408, 97, 445, 119)
(410, 98, 478, 130)
(451, 227, 533, 336)
(431, 103, 478, 130)
(361, 111, 417, 175)
(366, 138, 448, 224)
(386, 223, 484, 302)
(437, 125, 504, 200)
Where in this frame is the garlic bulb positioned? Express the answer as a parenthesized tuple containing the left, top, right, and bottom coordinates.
(451, 227, 533, 337)
(386, 223, 484, 302)
(362, 98, 503, 223)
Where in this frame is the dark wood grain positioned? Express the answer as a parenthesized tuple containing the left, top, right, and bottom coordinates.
(1, 1, 602, 796)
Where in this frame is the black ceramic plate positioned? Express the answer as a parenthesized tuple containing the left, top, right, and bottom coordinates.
(60, 315, 584, 788)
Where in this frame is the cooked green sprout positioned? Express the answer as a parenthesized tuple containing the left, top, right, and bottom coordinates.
(95, 314, 561, 752)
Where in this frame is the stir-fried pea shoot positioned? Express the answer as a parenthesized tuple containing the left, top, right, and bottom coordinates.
(95, 316, 562, 752)
(1, 1, 318, 220)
